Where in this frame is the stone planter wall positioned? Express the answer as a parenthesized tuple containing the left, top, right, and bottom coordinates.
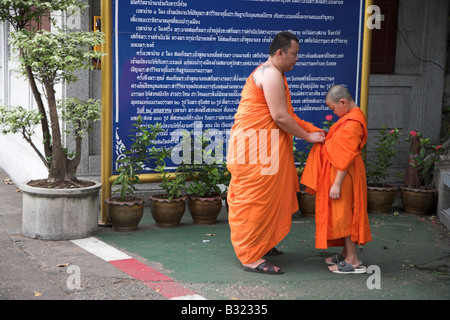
(21, 181, 101, 240)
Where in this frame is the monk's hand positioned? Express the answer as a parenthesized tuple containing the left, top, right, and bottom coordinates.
(329, 184, 341, 200)
(307, 131, 326, 144)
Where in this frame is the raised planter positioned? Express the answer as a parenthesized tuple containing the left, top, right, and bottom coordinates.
(21, 180, 101, 240)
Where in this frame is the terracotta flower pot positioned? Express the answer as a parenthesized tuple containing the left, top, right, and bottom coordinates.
(105, 197, 145, 231)
(297, 190, 316, 217)
(400, 187, 436, 215)
(149, 194, 186, 228)
(188, 194, 222, 225)
(367, 184, 398, 214)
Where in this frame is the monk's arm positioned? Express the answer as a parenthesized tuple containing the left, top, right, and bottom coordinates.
(290, 111, 323, 133)
(329, 170, 347, 200)
(263, 70, 325, 143)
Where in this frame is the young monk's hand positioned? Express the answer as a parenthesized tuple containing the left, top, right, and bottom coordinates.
(329, 170, 347, 200)
(306, 131, 326, 144)
(329, 183, 342, 200)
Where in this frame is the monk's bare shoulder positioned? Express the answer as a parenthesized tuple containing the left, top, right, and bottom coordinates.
(253, 63, 282, 89)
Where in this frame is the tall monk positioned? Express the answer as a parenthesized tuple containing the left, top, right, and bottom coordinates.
(301, 84, 371, 274)
(227, 32, 325, 275)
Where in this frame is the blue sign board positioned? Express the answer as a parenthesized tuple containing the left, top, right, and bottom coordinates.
(112, 0, 367, 172)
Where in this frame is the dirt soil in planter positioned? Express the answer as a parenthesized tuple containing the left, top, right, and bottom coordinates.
(28, 179, 95, 189)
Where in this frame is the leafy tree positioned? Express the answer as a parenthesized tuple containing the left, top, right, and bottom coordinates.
(0, 1, 105, 182)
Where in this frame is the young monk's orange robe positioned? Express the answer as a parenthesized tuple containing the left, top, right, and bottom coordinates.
(227, 68, 322, 264)
(300, 108, 371, 249)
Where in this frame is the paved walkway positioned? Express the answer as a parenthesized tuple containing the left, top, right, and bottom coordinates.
(1, 168, 449, 302)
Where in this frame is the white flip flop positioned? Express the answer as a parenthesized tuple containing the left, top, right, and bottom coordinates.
(331, 261, 367, 274)
(326, 253, 362, 266)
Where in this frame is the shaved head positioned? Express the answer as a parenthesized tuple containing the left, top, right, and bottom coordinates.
(326, 85, 354, 103)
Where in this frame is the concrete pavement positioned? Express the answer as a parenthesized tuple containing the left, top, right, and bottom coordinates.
(1, 167, 449, 303)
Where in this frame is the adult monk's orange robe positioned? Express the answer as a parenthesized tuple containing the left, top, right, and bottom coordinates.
(300, 108, 371, 249)
(227, 68, 322, 264)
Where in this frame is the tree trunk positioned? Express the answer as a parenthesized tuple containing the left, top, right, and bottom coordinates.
(404, 136, 421, 187)
(24, 63, 52, 162)
(45, 81, 67, 182)
(66, 135, 82, 180)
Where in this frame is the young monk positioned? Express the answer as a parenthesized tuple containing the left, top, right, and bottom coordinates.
(300, 84, 371, 274)
(227, 32, 325, 274)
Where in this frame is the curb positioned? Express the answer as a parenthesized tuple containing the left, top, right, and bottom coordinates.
(71, 237, 206, 300)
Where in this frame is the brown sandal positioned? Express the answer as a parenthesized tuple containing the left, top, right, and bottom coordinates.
(264, 247, 284, 256)
(243, 261, 284, 275)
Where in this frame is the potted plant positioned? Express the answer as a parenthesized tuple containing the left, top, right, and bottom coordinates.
(219, 160, 231, 212)
(180, 131, 225, 225)
(401, 130, 445, 215)
(106, 116, 163, 231)
(148, 145, 187, 228)
(365, 126, 402, 214)
(0, 1, 104, 240)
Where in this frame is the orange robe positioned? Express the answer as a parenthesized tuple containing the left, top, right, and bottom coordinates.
(227, 68, 321, 264)
(300, 108, 371, 249)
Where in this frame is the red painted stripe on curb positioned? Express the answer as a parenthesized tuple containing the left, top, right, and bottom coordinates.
(110, 258, 173, 282)
(109, 258, 199, 299)
(72, 237, 205, 299)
